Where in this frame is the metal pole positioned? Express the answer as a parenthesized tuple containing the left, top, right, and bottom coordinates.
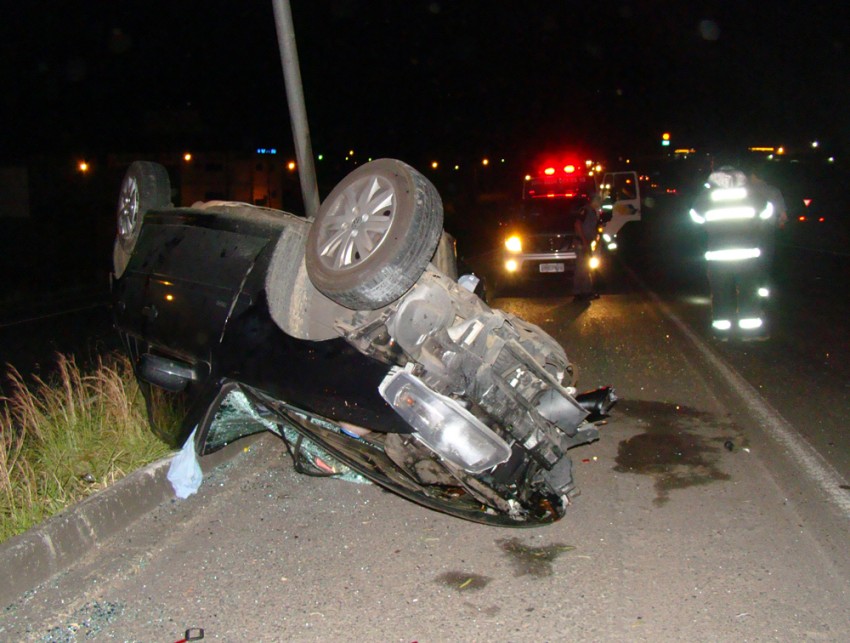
(272, 0, 320, 218)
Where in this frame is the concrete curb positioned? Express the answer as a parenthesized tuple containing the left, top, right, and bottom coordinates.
(0, 436, 255, 608)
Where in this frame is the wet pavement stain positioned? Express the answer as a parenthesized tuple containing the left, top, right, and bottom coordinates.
(435, 571, 492, 591)
(497, 537, 576, 578)
(614, 400, 732, 506)
(463, 602, 501, 616)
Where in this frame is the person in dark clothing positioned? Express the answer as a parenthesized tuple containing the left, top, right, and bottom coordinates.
(749, 167, 787, 299)
(573, 194, 602, 301)
(690, 167, 773, 340)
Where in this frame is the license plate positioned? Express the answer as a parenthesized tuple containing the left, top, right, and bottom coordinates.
(539, 263, 565, 273)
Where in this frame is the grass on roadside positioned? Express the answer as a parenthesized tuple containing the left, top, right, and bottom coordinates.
(0, 353, 172, 542)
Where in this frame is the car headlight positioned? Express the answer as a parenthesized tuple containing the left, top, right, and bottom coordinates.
(589, 256, 601, 270)
(379, 369, 511, 473)
(505, 235, 522, 253)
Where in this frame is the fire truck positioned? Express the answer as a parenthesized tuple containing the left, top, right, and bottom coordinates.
(498, 156, 640, 287)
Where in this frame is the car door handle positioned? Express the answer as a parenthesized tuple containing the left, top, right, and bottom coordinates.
(142, 305, 158, 320)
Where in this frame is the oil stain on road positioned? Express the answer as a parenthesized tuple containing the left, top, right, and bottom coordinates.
(435, 571, 492, 591)
(496, 538, 576, 578)
(614, 399, 733, 506)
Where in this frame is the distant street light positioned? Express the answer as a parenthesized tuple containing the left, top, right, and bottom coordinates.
(183, 153, 193, 162)
(78, 161, 89, 173)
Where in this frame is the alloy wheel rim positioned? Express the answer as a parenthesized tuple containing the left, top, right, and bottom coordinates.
(316, 175, 395, 269)
(117, 176, 140, 241)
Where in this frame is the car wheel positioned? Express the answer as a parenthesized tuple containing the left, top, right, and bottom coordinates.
(305, 159, 443, 310)
(113, 161, 171, 278)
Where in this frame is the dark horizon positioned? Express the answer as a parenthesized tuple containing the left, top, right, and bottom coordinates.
(1, 2, 849, 163)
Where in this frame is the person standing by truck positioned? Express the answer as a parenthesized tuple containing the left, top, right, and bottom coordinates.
(573, 193, 602, 301)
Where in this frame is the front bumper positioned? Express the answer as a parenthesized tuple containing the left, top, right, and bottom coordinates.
(502, 252, 578, 279)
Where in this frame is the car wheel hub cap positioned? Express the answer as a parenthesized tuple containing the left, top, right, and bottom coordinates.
(118, 177, 140, 241)
(316, 175, 394, 269)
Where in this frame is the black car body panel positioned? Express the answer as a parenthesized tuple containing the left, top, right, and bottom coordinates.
(114, 204, 412, 448)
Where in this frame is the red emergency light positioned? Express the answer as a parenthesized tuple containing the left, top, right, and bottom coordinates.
(534, 156, 584, 178)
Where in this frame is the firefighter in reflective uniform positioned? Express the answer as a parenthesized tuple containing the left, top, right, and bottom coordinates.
(690, 168, 774, 340)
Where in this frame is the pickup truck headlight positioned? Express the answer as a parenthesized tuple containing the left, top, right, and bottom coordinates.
(379, 369, 512, 473)
(505, 235, 522, 253)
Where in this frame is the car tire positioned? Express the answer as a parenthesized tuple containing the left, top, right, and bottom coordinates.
(305, 159, 443, 310)
(113, 161, 171, 278)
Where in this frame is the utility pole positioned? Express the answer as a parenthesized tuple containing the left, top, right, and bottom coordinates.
(272, 0, 320, 218)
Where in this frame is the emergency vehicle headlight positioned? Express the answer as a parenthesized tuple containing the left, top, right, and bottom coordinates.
(379, 370, 512, 473)
(505, 235, 522, 253)
(759, 202, 774, 220)
(589, 256, 601, 270)
(689, 208, 706, 224)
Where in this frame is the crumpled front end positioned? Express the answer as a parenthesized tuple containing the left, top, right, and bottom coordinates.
(335, 266, 605, 522)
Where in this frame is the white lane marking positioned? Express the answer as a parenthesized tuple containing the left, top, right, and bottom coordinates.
(640, 282, 850, 518)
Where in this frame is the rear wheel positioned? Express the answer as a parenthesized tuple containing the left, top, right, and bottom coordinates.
(305, 159, 443, 310)
(113, 161, 171, 278)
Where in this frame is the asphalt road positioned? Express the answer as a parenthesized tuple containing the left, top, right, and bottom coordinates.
(2, 243, 850, 640)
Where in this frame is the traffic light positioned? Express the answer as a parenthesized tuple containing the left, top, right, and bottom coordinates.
(661, 132, 671, 147)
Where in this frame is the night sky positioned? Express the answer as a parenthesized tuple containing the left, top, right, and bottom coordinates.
(2, 1, 848, 162)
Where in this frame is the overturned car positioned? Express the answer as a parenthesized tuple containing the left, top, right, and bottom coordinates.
(112, 158, 615, 526)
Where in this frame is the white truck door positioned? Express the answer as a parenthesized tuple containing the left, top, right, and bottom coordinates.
(599, 171, 641, 250)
